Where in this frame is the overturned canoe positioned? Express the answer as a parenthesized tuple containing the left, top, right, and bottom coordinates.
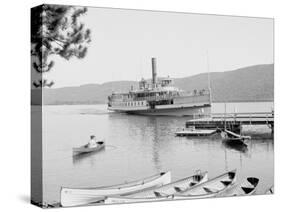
(60, 171, 171, 207)
(173, 170, 237, 199)
(105, 171, 208, 204)
(218, 177, 259, 197)
(72, 141, 105, 156)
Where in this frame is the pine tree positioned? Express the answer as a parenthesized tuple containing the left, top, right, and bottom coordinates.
(31, 4, 91, 88)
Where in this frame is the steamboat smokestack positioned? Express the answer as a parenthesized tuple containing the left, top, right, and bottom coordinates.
(151, 57, 157, 86)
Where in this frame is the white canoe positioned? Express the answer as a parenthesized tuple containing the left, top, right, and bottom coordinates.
(220, 177, 259, 196)
(72, 141, 105, 156)
(173, 170, 237, 200)
(60, 171, 171, 207)
(105, 195, 174, 204)
(104, 171, 208, 204)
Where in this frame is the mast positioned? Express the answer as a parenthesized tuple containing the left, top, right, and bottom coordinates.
(206, 51, 212, 104)
(224, 103, 227, 130)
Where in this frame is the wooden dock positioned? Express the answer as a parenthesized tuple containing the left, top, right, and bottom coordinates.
(186, 112, 274, 133)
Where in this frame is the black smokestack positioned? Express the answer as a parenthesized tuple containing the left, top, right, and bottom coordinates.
(151, 57, 157, 86)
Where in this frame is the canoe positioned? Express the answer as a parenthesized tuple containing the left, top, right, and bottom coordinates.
(105, 195, 174, 204)
(72, 141, 105, 156)
(60, 171, 171, 207)
(104, 171, 208, 204)
(173, 170, 237, 199)
(265, 185, 274, 194)
(218, 177, 259, 197)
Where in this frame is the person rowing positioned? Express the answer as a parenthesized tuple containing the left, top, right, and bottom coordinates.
(73, 135, 105, 156)
(87, 135, 98, 148)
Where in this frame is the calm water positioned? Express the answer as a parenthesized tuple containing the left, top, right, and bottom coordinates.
(38, 102, 274, 204)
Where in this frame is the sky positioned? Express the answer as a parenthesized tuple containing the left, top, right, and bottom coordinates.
(43, 7, 273, 88)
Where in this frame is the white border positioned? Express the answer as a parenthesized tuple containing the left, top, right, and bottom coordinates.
(0, 0, 278, 211)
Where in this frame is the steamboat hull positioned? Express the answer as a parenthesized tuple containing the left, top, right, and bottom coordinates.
(109, 104, 211, 117)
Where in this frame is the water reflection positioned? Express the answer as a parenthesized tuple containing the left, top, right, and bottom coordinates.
(72, 149, 105, 165)
(222, 141, 249, 153)
(147, 117, 162, 172)
(108, 113, 187, 172)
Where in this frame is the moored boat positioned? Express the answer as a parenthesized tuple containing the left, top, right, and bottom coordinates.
(222, 137, 248, 146)
(218, 177, 259, 197)
(72, 141, 105, 156)
(104, 171, 208, 204)
(221, 130, 249, 146)
(175, 126, 217, 137)
(173, 170, 237, 199)
(60, 171, 171, 207)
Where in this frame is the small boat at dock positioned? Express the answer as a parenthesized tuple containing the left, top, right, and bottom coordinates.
(104, 171, 208, 204)
(72, 141, 105, 156)
(60, 171, 171, 207)
(173, 170, 237, 199)
(175, 126, 217, 137)
(218, 177, 259, 197)
(221, 130, 250, 146)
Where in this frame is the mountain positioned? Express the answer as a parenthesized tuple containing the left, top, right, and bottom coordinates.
(174, 64, 274, 102)
(31, 64, 274, 105)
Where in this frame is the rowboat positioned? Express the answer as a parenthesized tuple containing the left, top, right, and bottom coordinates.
(218, 177, 259, 197)
(104, 171, 208, 204)
(265, 185, 274, 194)
(173, 170, 237, 199)
(60, 171, 171, 207)
(221, 131, 249, 146)
(72, 141, 105, 156)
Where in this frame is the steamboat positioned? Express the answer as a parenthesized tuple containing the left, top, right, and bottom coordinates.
(107, 58, 211, 116)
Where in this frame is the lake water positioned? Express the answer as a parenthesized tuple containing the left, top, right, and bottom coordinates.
(36, 102, 274, 205)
